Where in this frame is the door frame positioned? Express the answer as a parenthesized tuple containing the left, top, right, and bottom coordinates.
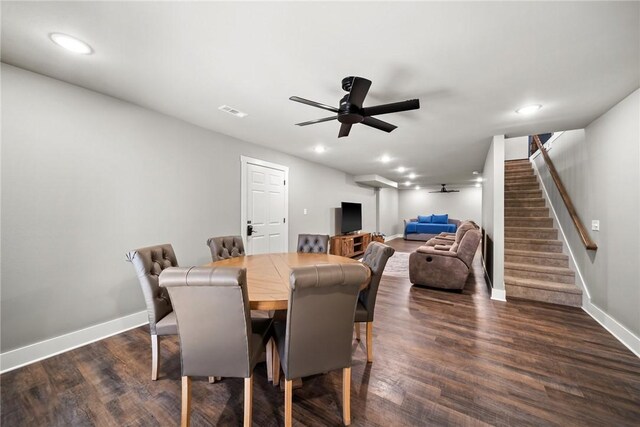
(240, 156, 290, 253)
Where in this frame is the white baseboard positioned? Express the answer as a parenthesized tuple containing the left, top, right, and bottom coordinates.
(385, 233, 403, 241)
(491, 287, 507, 301)
(0, 310, 148, 374)
(583, 301, 640, 358)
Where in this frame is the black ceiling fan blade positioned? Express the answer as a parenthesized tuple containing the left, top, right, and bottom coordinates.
(345, 77, 372, 108)
(362, 99, 420, 117)
(338, 123, 352, 138)
(289, 96, 339, 113)
(295, 116, 338, 126)
(361, 117, 397, 133)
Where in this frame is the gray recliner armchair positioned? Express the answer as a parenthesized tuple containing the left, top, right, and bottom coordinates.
(272, 263, 370, 426)
(296, 234, 330, 253)
(160, 266, 273, 427)
(126, 243, 179, 380)
(354, 242, 395, 363)
(409, 229, 482, 290)
(207, 235, 246, 261)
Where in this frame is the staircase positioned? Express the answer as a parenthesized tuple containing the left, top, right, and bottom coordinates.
(504, 159, 582, 307)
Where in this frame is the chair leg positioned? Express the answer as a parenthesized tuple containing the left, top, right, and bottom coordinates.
(366, 322, 374, 363)
(343, 367, 351, 425)
(181, 376, 191, 427)
(273, 345, 281, 387)
(266, 339, 274, 382)
(244, 375, 253, 427)
(284, 379, 293, 427)
(354, 323, 361, 341)
(151, 335, 159, 381)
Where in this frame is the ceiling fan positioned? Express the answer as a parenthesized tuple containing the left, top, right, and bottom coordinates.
(289, 76, 420, 138)
(429, 184, 460, 194)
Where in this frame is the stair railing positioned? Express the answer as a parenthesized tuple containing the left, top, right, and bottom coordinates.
(532, 135, 597, 251)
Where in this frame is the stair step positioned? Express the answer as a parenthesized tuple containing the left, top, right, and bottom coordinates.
(505, 276, 582, 307)
(505, 159, 530, 165)
(505, 164, 533, 172)
(505, 183, 540, 191)
(505, 217, 553, 228)
(505, 237, 563, 253)
(505, 198, 546, 208)
(505, 249, 569, 268)
(505, 189, 542, 199)
(505, 170, 535, 177)
(505, 176, 537, 184)
(505, 207, 549, 217)
(505, 227, 558, 239)
(505, 262, 575, 284)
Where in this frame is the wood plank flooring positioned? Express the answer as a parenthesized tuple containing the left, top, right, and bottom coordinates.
(2, 238, 640, 426)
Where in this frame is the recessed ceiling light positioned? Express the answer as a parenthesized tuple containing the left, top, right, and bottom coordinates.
(380, 155, 391, 163)
(404, 181, 411, 186)
(475, 183, 481, 188)
(476, 177, 483, 182)
(472, 171, 479, 175)
(397, 166, 406, 173)
(314, 145, 326, 154)
(218, 105, 248, 118)
(415, 185, 421, 190)
(516, 104, 542, 115)
(49, 33, 93, 55)
(408, 173, 416, 179)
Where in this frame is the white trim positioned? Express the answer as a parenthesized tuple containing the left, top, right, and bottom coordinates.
(491, 287, 506, 301)
(531, 159, 591, 300)
(583, 301, 640, 358)
(385, 233, 403, 241)
(240, 156, 290, 254)
(0, 310, 148, 374)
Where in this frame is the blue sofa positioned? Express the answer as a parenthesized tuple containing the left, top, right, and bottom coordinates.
(403, 214, 460, 241)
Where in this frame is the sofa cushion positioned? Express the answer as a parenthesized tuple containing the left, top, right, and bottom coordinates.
(417, 215, 433, 223)
(432, 214, 449, 224)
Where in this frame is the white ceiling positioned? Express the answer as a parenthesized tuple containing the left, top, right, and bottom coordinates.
(2, 2, 638, 187)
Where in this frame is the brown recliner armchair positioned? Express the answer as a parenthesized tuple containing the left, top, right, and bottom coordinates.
(409, 229, 482, 290)
(424, 220, 478, 248)
(207, 235, 246, 261)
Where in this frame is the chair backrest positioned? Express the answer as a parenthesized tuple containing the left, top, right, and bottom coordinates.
(159, 266, 253, 378)
(296, 234, 330, 253)
(282, 263, 369, 379)
(207, 235, 246, 261)
(455, 229, 482, 268)
(126, 244, 178, 335)
(359, 242, 395, 322)
(454, 221, 478, 244)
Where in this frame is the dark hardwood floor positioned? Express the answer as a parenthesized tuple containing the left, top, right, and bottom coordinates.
(2, 238, 640, 426)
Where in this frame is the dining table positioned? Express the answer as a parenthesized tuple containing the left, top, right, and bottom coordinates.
(206, 252, 371, 310)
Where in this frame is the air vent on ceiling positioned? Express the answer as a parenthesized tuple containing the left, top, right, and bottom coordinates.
(218, 105, 248, 118)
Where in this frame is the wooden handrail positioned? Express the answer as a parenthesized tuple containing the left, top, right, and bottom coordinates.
(532, 135, 597, 251)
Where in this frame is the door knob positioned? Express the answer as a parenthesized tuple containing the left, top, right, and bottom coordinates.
(247, 224, 254, 236)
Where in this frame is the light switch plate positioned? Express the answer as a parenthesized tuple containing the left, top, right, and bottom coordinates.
(592, 220, 600, 231)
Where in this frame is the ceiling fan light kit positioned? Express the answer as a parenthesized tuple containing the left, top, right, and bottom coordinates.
(290, 76, 420, 138)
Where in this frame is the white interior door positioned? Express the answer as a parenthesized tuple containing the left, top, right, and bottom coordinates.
(242, 159, 288, 254)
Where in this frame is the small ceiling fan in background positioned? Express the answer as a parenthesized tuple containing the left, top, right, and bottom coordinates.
(429, 184, 460, 193)
(289, 76, 420, 138)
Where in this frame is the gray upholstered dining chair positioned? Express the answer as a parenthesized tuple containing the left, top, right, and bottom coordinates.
(354, 242, 395, 363)
(272, 263, 370, 426)
(159, 266, 273, 427)
(207, 235, 246, 261)
(126, 243, 179, 381)
(296, 234, 330, 254)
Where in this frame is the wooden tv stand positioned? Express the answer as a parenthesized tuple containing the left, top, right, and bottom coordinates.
(330, 233, 372, 258)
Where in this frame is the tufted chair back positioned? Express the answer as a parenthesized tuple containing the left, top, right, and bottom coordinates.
(297, 234, 330, 254)
(358, 242, 395, 322)
(126, 244, 178, 335)
(207, 235, 246, 261)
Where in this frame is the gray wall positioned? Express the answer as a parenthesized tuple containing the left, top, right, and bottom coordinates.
(505, 136, 529, 161)
(378, 187, 400, 236)
(481, 135, 505, 291)
(533, 89, 640, 336)
(0, 64, 378, 352)
(398, 186, 482, 228)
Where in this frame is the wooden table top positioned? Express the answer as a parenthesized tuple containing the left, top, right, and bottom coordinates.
(207, 253, 370, 310)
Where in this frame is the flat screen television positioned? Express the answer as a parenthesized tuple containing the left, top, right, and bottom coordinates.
(341, 202, 362, 234)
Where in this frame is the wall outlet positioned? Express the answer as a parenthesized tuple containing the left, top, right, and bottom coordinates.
(592, 220, 600, 231)
(303, 208, 307, 215)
